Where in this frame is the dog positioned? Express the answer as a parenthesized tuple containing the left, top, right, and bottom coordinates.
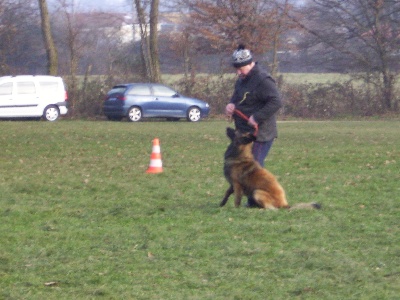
(220, 127, 321, 210)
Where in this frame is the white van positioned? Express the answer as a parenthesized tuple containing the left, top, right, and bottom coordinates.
(0, 75, 68, 121)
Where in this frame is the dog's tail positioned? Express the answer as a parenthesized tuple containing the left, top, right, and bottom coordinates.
(288, 202, 321, 210)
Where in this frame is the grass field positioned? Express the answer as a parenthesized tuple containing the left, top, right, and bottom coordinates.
(1, 119, 399, 299)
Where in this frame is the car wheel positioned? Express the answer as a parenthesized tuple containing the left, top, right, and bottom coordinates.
(186, 106, 201, 122)
(43, 105, 60, 121)
(128, 106, 142, 122)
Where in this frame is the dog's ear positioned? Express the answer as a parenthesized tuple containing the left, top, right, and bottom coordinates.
(226, 127, 236, 141)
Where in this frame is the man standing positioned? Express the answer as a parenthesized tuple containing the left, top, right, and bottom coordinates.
(225, 44, 282, 206)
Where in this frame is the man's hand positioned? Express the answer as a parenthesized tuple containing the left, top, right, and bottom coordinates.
(248, 115, 258, 128)
(225, 103, 235, 117)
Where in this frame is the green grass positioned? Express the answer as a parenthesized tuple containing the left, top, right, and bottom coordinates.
(1, 119, 399, 299)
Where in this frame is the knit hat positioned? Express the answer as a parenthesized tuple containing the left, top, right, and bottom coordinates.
(232, 44, 253, 68)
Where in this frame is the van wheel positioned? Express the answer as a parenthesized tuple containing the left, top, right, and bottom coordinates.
(43, 105, 60, 121)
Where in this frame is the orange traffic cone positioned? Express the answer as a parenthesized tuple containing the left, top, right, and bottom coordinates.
(146, 138, 163, 173)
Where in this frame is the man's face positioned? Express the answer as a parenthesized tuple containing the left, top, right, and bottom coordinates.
(235, 62, 254, 79)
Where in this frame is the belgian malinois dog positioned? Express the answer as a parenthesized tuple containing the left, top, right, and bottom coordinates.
(220, 127, 321, 210)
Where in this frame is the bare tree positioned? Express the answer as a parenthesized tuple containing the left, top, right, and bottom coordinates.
(149, 0, 161, 82)
(38, 0, 58, 75)
(178, 0, 295, 76)
(290, 0, 400, 111)
(269, 0, 294, 76)
(133, 0, 151, 79)
(53, 0, 103, 114)
(161, 28, 197, 92)
(132, 0, 161, 82)
(0, 0, 9, 74)
(54, 0, 83, 114)
(0, 0, 46, 74)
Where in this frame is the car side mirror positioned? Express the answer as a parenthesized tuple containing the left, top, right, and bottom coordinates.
(172, 93, 179, 98)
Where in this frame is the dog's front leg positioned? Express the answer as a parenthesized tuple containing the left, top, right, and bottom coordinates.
(220, 185, 234, 207)
(233, 183, 243, 208)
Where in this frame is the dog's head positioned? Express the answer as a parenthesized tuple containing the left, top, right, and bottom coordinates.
(225, 127, 256, 160)
(226, 127, 256, 145)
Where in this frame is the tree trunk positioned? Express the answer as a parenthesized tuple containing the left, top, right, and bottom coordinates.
(381, 69, 394, 111)
(134, 0, 152, 80)
(38, 0, 58, 75)
(270, 34, 279, 78)
(133, 0, 161, 82)
(149, 0, 161, 83)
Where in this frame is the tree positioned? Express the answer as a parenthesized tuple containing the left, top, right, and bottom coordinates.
(180, 0, 295, 76)
(161, 27, 197, 92)
(132, 0, 161, 82)
(0, 0, 45, 74)
(38, 0, 58, 75)
(268, 0, 293, 76)
(53, 0, 103, 114)
(290, 0, 400, 111)
(149, 0, 161, 82)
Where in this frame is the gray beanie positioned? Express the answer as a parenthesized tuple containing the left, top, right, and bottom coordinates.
(232, 44, 253, 68)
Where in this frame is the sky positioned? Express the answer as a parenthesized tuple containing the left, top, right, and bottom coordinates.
(49, 0, 304, 13)
(49, 0, 130, 12)
(82, 0, 129, 11)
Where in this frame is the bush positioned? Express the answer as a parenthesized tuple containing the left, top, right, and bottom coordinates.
(73, 80, 109, 118)
(63, 74, 399, 119)
(280, 80, 398, 118)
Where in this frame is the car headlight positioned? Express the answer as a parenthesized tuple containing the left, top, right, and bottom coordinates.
(206, 103, 210, 107)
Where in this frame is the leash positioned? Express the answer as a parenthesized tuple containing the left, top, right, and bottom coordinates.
(233, 109, 258, 136)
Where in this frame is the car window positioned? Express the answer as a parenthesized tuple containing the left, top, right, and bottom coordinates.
(16, 81, 36, 94)
(39, 81, 59, 93)
(152, 85, 176, 97)
(0, 82, 12, 95)
(128, 85, 151, 96)
(108, 86, 127, 95)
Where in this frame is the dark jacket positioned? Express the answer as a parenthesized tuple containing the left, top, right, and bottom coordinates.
(230, 63, 282, 142)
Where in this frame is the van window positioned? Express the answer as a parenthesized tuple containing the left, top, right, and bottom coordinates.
(0, 82, 12, 95)
(16, 82, 36, 94)
(39, 81, 59, 93)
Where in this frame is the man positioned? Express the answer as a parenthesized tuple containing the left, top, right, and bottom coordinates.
(225, 44, 282, 207)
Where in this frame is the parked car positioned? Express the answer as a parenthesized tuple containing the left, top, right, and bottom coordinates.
(103, 83, 210, 122)
(0, 75, 68, 121)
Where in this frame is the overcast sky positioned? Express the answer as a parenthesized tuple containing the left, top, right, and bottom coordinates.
(49, 0, 130, 12)
(49, 0, 304, 13)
